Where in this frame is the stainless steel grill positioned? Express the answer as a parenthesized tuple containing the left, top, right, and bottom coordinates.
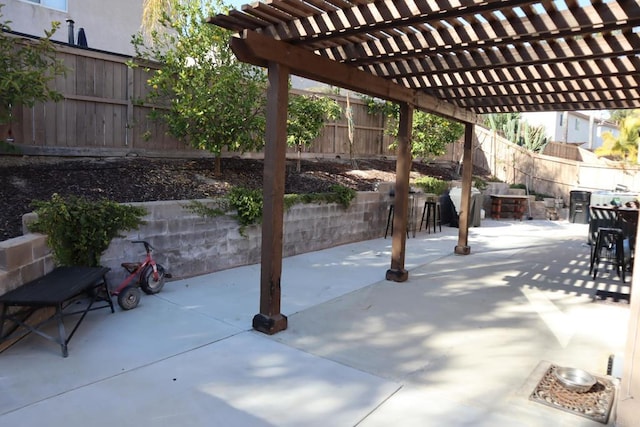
(529, 365, 615, 424)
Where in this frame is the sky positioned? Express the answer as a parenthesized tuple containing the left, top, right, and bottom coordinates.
(226, 0, 252, 10)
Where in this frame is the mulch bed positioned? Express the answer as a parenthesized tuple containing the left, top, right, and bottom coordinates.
(0, 155, 482, 241)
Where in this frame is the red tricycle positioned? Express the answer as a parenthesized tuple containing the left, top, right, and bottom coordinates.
(112, 240, 171, 310)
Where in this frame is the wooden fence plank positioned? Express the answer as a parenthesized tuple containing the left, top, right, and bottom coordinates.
(7, 43, 639, 203)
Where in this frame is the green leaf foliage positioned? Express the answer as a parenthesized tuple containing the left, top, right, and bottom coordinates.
(188, 185, 356, 236)
(286, 185, 356, 209)
(287, 94, 342, 150)
(521, 122, 548, 152)
(413, 177, 449, 195)
(361, 95, 464, 160)
(226, 187, 263, 230)
(29, 194, 146, 267)
(595, 110, 640, 162)
(130, 0, 267, 155)
(483, 112, 547, 152)
(0, 4, 66, 127)
(409, 112, 464, 159)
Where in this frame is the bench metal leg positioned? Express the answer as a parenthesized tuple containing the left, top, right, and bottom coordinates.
(55, 304, 69, 357)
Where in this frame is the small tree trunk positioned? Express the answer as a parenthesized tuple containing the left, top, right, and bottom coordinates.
(214, 155, 222, 177)
(296, 145, 302, 173)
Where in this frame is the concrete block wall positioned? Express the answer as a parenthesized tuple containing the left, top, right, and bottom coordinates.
(98, 191, 395, 287)
(0, 234, 54, 296)
(0, 190, 424, 295)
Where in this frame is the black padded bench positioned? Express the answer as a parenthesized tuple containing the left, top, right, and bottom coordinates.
(0, 266, 113, 357)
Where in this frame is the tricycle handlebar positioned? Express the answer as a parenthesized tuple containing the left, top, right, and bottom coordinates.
(131, 240, 154, 253)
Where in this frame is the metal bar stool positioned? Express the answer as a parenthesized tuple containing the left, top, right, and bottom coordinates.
(384, 204, 410, 239)
(419, 200, 442, 233)
(590, 227, 626, 283)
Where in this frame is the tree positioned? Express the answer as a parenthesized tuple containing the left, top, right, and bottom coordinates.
(287, 93, 341, 172)
(141, 0, 174, 39)
(362, 96, 464, 161)
(0, 4, 66, 140)
(608, 109, 635, 125)
(595, 110, 640, 162)
(131, 0, 267, 158)
(408, 111, 464, 160)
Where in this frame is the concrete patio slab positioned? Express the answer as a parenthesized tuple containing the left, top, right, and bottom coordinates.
(1, 333, 400, 427)
(0, 219, 630, 426)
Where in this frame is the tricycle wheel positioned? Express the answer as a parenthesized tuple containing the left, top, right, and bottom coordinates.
(140, 264, 166, 295)
(117, 286, 141, 310)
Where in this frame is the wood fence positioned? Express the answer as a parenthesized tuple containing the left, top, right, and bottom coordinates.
(3, 42, 640, 202)
(1, 42, 393, 158)
(3, 43, 185, 154)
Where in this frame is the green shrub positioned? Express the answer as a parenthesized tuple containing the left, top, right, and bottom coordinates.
(189, 185, 357, 236)
(187, 187, 263, 236)
(226, 187, 263, 229)
(286, 185, 356, 209)
(0, 140, 21, 154)
(29, 194, 146, 267)
(473, 176, 488, 190)
(413, 176, 449, 195)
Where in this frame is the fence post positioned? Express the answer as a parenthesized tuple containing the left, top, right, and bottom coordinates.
(126, 65, 134, 149)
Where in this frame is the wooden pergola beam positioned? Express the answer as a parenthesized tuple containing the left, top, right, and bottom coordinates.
(230, 30, 479, 125)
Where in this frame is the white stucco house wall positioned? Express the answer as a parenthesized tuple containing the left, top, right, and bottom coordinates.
(522, 111, 619, 151)
(2, 0, 143, 55)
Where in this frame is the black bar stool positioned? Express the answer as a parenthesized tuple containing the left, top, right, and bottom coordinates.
(384, 204, 410, 239)
(590, 227, 626, 283)
(419, 200, 442, 233)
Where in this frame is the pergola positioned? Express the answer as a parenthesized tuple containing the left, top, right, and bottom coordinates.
(208, 0, 640, 335)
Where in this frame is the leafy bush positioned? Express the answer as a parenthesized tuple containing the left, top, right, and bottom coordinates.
(188, 185, 357, 235)
(473, 176, 488, 190)
(413, 176, 449, 195)
(287, 184, 356, 209)
(29, 194, 146, 267)
(226, 187, 264, 229)
(0, 6, 67, 130)
(187, 187, 263, 236)
(317, 184, 356, 208)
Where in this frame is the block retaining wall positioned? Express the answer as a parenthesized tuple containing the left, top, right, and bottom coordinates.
(1, 191, 404, 296)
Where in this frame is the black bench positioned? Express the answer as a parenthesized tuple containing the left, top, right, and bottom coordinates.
(0, 266, 113, 357)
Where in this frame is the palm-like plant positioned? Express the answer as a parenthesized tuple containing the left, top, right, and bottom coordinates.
(595, 111, 640, 162)
(141, 0, 173, 37)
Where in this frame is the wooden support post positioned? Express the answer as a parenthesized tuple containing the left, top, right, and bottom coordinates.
(253, 62, 289, 334)
(386, 103, 413, 282)
(455, 123, 474, 255)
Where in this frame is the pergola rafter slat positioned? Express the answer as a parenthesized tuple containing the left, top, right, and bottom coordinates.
(210, 0, 639, 114)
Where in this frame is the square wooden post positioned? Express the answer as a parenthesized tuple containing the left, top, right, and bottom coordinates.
(386, 103, 413, 282)
(455, 122, 474, 255)
(252, 62, 289, 334)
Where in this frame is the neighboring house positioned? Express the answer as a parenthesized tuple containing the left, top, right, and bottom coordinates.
(2, 0, 143, 56)
(522, 111, 619, 151)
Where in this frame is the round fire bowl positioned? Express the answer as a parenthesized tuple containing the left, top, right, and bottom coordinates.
(554, 366, 597, 393)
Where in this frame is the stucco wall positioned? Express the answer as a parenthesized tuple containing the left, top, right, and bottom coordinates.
(617, 260, 640, 426)
(3, 0, 143, 55)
